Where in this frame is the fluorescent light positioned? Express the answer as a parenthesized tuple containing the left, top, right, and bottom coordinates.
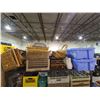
(23, 36, 27, 40)
(78, 36, 83, 40)
(5, 25, 11, 30)
(55, 36, 59, 40)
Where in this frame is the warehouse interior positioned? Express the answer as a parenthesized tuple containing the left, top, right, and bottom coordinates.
(0, 13, 100, 87)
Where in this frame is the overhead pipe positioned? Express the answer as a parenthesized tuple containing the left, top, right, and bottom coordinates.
(51, 13, 63, 41)
(37, 13, 46, 42)
(63, 14, 97, 41)
(59, 13, 76, 40)
(21, 13, 40, 41)
(13, 13, 35, 40)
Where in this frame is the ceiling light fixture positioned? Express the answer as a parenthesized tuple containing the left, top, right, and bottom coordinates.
(55, 36, 59, 40)
(23, 36, 27, 40)
(5, 25, 11, 31)
(78, 36, 83, 40)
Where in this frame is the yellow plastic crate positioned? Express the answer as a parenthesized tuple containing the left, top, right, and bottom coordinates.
(23, 76, 38, 87)
(0, 44, 15, 54)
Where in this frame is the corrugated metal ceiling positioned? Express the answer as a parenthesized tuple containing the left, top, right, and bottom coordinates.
(1, 13, 100, 42)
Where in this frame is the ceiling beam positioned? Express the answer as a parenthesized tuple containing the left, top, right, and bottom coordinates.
(9, 21, 66, 25)
(74, 14, 100, 34)
(2, 13, 37, 41)
(1, 21, 23, 40)
(61, 14, 86, 41)
(65, 23, 100, 41)
(13, 13, 35, 40)
(11, 21, 100, 25)
(86, 36, 100, 41)
(2, 13, 30, 36)
(59, 14, 77, 40)
(62, 14, 96, 41)
(4, 31, 52, 34)
(37, 13, 46, 42)
(51, 13, 63, 41)
(21, 13, 40, 41)
(63, 14, 96, 41)
(84, 26, 100, 38)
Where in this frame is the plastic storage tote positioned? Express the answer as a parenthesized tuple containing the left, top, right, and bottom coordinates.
(73, 59, 96, 71)
(23, 76, 38, 87)
(67, 48, 95, 59)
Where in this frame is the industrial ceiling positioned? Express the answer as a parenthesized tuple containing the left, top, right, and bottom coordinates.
(1, 13, 100, 42)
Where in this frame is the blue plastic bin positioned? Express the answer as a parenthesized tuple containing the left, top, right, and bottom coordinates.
(67, 48, 95, 59)
(73, 59, 96, 71)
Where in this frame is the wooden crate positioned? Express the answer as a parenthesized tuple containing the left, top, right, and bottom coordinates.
(14, 49, 23, 65)
(26, 46, 49, 72)
(1, 67, 6, 87)
(70, 71, 90, 87)
(48, 83, 69, 87)
(26, 59, 50, 72)
(1, 50, 17, 72)
(50, 58, 66, 70)
(1, 49, 24, 72)
(48, 76, 69, 87)
(27, 47, 48, 52)
(70, 78, 90, 87)
(52, 50, 66, 59)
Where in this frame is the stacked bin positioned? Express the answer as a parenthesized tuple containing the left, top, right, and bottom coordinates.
(67, 48, 96, 71)
(38, 72, 48, 87)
